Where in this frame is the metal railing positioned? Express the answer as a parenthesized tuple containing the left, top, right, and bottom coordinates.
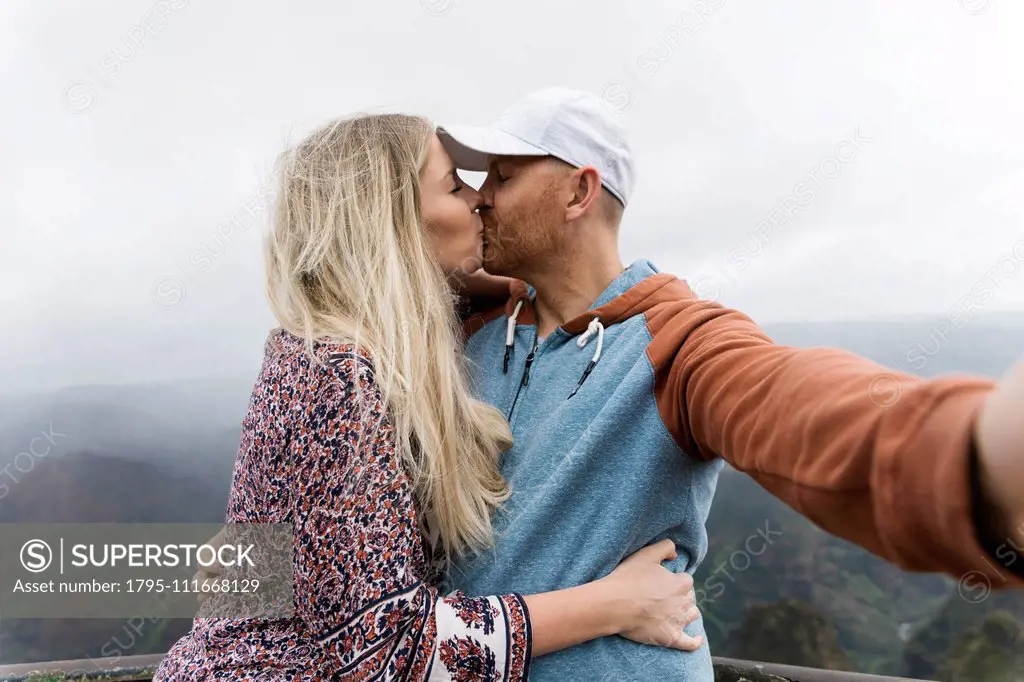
(713, 657, 931, 682)
(0, 653, 935, 681)
(0, 653, 164, 681)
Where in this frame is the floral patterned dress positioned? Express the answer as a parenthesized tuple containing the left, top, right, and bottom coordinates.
(154, 329, 533, 681)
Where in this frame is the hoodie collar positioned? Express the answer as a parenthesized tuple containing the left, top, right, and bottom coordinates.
(502, 259, 678, 335)
(591, 259, 660, 309)
(562, 260, 676, 335)
(499, 259, 683, 398)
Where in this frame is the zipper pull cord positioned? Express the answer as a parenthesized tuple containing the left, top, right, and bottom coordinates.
(568, 317, 604, 399)
(521, 338, 539, 386)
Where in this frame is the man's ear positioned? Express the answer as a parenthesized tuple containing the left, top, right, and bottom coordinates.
(565, 166, 602, 221)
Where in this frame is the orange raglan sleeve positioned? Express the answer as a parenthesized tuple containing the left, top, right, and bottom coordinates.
(644, 278, 1022, 587)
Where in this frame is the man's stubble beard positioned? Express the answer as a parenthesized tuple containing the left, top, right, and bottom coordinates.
(485, 206, 563, 281)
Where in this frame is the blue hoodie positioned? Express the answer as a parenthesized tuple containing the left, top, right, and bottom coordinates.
(449, 260, 722, 681)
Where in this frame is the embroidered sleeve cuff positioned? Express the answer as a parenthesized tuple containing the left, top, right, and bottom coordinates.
(499, 593, 532, 681)
(431, 592, 532, 681)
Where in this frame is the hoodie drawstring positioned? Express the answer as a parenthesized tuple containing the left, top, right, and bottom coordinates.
(503, 299, 525, 374)
(568, 317, 604, 399)
(501, 304, 604, 398)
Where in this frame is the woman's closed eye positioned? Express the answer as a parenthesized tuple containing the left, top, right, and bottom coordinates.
(450, 170, 464, 193)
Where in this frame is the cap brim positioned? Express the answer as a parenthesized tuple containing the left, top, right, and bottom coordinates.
(436, 124, 548, 172)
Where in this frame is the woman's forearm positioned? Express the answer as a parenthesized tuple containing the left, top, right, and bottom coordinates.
(523, 579, 628, 656)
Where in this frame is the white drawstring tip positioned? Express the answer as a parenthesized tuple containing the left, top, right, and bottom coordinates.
(506, 299, 525, 347)
(503, 299, 526, 374)
(569, 317, 604, 399)
(577, 318, 605, 361)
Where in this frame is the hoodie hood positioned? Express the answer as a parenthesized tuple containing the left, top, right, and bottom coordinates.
(497, 259, 690, 398)
(501, 259, 684, 333)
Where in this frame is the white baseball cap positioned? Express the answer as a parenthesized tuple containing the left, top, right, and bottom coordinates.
(437, 87, 636, 207)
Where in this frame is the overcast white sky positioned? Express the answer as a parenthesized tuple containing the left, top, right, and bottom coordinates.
(2, 0, 1023, 392)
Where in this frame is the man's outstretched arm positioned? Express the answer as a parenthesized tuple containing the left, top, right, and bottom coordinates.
(644, 281, 1023, 587)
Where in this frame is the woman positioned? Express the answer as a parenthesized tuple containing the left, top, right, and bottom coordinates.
(154, 114, 701, 681)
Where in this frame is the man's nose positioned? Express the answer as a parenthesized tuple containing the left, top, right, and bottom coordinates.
(477, 178, 494, 211)
(463, 184, 484, 211)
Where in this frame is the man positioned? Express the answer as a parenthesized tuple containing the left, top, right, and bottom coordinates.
(432, 86, 1024, 680)
(198, 88, 1023, 679)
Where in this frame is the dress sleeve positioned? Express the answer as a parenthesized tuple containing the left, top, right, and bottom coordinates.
(288, 349, 532, 680)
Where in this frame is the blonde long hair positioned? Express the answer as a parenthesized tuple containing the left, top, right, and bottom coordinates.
(264, 113, 512, 560)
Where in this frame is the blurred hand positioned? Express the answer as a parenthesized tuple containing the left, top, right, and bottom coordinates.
(452, 269, 514, 310)
(600, 539, 703, 651)
(975, 358, 1024, 549)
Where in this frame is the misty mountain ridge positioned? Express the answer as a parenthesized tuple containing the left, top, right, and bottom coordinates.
(0, 373, 254, 481)
(4, 312, 1019, 431)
